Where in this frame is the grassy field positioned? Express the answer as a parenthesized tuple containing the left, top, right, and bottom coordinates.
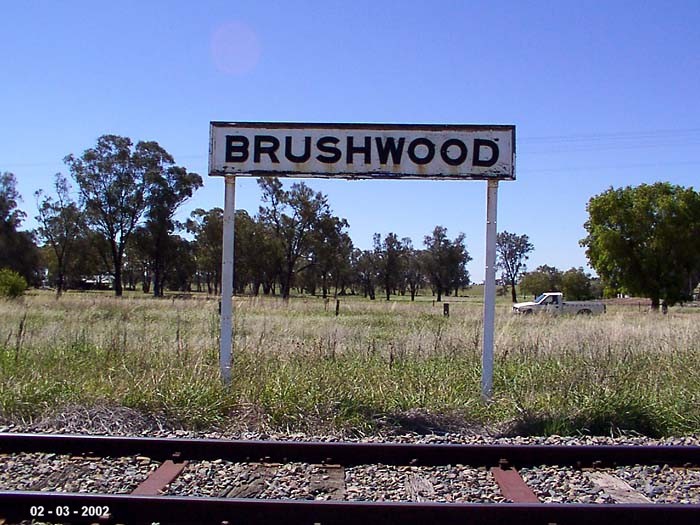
(1, 291, 699, 437)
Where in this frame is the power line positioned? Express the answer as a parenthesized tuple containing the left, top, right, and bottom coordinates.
(520, 128, 700, 143)
(4, 128, 700, 169)
(519, 160, 700, 174)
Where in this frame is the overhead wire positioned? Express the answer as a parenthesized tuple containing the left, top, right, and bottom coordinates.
(3, 128, 700, 170)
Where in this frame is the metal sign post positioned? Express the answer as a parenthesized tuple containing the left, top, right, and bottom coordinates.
(219, 176, 236, 386)
(209, 122, 515, 392)
(482, 179, 499, 400)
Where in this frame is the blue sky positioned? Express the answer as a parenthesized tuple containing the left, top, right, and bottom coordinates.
(2, 1, 699, 281)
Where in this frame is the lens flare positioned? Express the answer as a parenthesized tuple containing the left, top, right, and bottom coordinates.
(210, 21, 261, 75)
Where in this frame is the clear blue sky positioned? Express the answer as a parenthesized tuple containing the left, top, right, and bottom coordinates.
(2, 1, 699, 281)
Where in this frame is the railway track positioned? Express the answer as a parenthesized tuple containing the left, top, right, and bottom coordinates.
(1, 432, 700, 524)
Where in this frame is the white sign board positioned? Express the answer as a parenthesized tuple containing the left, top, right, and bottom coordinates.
(209, 122, 515, 180)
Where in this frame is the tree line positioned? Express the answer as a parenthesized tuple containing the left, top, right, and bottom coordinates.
(1, 135, 474, 301)
(2, 135, 699, 308)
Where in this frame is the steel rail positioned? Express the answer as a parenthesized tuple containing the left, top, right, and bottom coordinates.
(1, 432, 699, 468)
(2, 491, 700, 525)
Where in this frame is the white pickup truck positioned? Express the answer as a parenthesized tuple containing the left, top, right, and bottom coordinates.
(512, 292, 605, 315)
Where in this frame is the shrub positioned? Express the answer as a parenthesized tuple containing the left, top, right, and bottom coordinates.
(0, 268, 28, 298)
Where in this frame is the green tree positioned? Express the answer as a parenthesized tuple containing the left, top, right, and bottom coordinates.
(0, 172, 24, 228)
(581, 183, 700, 309)
(329, 229, 354, 296)
(164, 235, 197, 292)
(0, 268, 27, 298)
(423, 226, 471, 302)
(231, 210, 281, 295)
(34, 174, 84, 296)
(257, 177, 337, 299)
(44, 229, 109, 290)
(353, 248, 378, 300)
(187, 208, 223, 295)
(374, 232, 409, 301)
(519, 265, 563, 298)
(65, 135, 176, 296)
(143, 166, 202, 296)
(0, 172, 41, 285)
(561, 267, 594, 300)
(308, 215, 352, 298)
(496, 231, 534, 303)
(403, 241, 425, 302)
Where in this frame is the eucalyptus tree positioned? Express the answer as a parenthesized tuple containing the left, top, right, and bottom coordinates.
(34, 173, 83, 296)
(187, 207, 223, 294)
(0, 172, 40, 284)
(403, 240, 425, 301)
(143, 166, 202, 296)
(257, 177, 338, 299)
(307, 214, 351, 298)
(374, 232, 409, 301)
(353, 248, 379, 300)
(496, 231, 534, 302)
(423, 226, 471, 302)
(65, 135, 176, 296)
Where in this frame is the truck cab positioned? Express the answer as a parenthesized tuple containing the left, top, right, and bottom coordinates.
(534, 292, 562, 312)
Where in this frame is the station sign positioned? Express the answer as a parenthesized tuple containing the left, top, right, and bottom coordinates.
(209, 122, 515, 180)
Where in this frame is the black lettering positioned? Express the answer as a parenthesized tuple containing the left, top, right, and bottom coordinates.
(225, 135, 249, 163)
(346, 136, 372, 164)
(473, 139, 499, 167)
(407, 138, 435, 165)
(284, 136, 311, 163)
(316, 136, 341, 163)
(440, 139, 468, 166)
(375, 137, 405, 164)
(254, 135, 280, 163)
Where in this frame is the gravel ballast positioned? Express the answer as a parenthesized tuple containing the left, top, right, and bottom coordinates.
(2, 420, 700, 505)
(0, 452, 159, 494)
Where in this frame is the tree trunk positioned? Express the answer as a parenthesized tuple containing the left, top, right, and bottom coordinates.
(56, 269, 64, 298)
(281, 277, 291, 299)
(511, 279, 518, 303)
(114, 265, 123, 296)
(650, 296, 660, 311)
(153, 266, 162, 297)
(153, 252, 167, 297)
(281, 262, 295, 299)
(112, 243, 123, 297)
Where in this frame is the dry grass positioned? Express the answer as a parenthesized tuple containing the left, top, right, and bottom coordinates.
(1, 291, 699, 436)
